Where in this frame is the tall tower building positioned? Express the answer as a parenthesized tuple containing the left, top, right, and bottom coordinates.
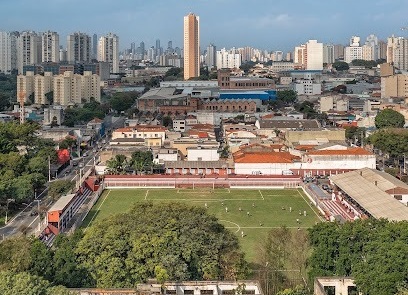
(387, 36, 408, 71)
(17, 31, 41, 74)
(98, 33, 119, 73)
(67, 32, 91, 63)
(183, 13, 200, 80)
(155, 39, 161, 58)
(0, 31, 18, 74)
(92, 34, 98, 60)
(305, 40, 323, 70)
(42, 31, 59, 63)
(205, 43, 216, 69)
(323, 44, 335, 64)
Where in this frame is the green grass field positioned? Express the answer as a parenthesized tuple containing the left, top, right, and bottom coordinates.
(82, 188, 322, 262)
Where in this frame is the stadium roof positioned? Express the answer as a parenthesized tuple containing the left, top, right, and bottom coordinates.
(330, 168, 408, 221)
(49, 194, 76, 212)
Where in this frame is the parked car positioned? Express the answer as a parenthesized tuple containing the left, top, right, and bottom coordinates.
(322, 184, 329, 190)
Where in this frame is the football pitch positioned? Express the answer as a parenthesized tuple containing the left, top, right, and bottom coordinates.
(82, 188, 322, 261)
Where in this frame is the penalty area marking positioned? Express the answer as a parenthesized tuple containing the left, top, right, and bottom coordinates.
(86, 190, 111, 230)
(144, 190, 149, 200)
(220, 219, 241, 233)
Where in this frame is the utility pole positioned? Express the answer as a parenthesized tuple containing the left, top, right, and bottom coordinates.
(48, 156, 51, 182)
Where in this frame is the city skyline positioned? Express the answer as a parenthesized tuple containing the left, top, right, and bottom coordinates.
(1, 0, 408, 52)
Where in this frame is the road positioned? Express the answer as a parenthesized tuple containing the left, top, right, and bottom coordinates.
(0, 131, 112, 240)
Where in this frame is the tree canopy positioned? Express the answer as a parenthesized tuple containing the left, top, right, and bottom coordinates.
(308, 219, 408, 295)
(63, 101, 107, 127)
(109, 92, 138, 113)
(367, 128, 408, 157)
(332, 61, 349, 71)
(375, 109, 405, 129)
(76, 202, 249, 288)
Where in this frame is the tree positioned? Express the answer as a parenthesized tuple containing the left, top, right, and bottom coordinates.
(52, 232, 94, 288)
(106, 154, 128, 174)
(276, 286, 309, 295)
(332, 61, 349, 71)
(0, 236, 32, 272)
(48, 180, 75, 201)
(0, 271, 72, 295)
(28, 239, 54, 282)
(256, 227, 309, 294)
(277, 90, 297, 105)
(130, 150, 153, 175)
(375, 109, 405, 129)
(367, 128, 408, 157)
(110, 92, 137, 113)
(76, 202, 249, 288)
(162, 116, 173, 127)
(308, 219, 408, 295)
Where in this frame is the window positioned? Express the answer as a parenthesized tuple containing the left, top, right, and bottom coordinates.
(184, 290, 194, 295)
(201, 291, 213, 295)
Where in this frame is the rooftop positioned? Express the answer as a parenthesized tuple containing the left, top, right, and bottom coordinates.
(330, 168, 408, 221)
(48, 194, 76, 212)
(307, 147, 373, 156)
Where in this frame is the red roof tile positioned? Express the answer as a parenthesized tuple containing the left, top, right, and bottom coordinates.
(307, 147, 373, 156)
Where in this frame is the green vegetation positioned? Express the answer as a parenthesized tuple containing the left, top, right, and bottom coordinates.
(82, 188, 321, 261)
(368, 128, 408, 157)
(0, 74, 16, 111)
(308, 219, 408, 295)
(351, 59, 385, 68)
(375, 109, 405, 129)
(48, 180, 75, 201)
(0, 122, 56, 220)
(78, 202, 249, 287)
(332, 61, 349, 71)
(164, 67, 183, 81)
(63, 100, 108, 127)
(106, 151, 155, 175)
(109, 91, 138, 113)
(269, 90, 298, 110)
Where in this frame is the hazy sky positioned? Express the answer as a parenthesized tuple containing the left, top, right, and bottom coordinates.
(1, 0, 408, 52)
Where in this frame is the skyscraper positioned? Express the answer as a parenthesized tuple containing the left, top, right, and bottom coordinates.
(206, 43, 216, 69)
(42, 31, 59, 63)
(155, 39, 161, 58)
(17, 31, 41, 74)
(98, 33, 120, 73)
(67, 32, 91, 63)
(92, 34, 98, 60)
(183, 13, 200, 80)
(323, 44, 335, 64)
(0, 31, 18, 74)
(305, 40, 323, 70)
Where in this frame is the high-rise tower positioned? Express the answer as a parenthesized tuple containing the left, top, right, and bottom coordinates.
(183, 13, 200, 80)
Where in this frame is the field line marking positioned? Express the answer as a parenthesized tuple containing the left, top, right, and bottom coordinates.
(86, 190, 111, 229)
(145, 190, 149, 200)
(258, 190, 265, 200)
(297, 190, 322, 220)
(220, 219, 241, 233)
(238, 226, 309, 229)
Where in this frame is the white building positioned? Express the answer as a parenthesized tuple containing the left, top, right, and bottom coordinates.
(17, 31, 41, 74)
(98, 33, 119, 73)
(187, 146, 219, 161)
(344, 36, 362, 63)
(294, 44, 306, 68)
(0, 31, 18, 74)
(67, 32, 91, 63)
(42, 31, 59, 63)
(216, 48, 241, 69)
(205, 43, 216, 69)
(306, 40, 323, 70)
(387, 35, 408, 71)
(293, 73, 321, 95)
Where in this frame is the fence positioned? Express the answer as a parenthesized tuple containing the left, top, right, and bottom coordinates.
(104, 177, 302, 189)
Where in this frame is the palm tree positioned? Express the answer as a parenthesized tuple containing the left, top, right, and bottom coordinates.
(106, 154, 128, 174)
